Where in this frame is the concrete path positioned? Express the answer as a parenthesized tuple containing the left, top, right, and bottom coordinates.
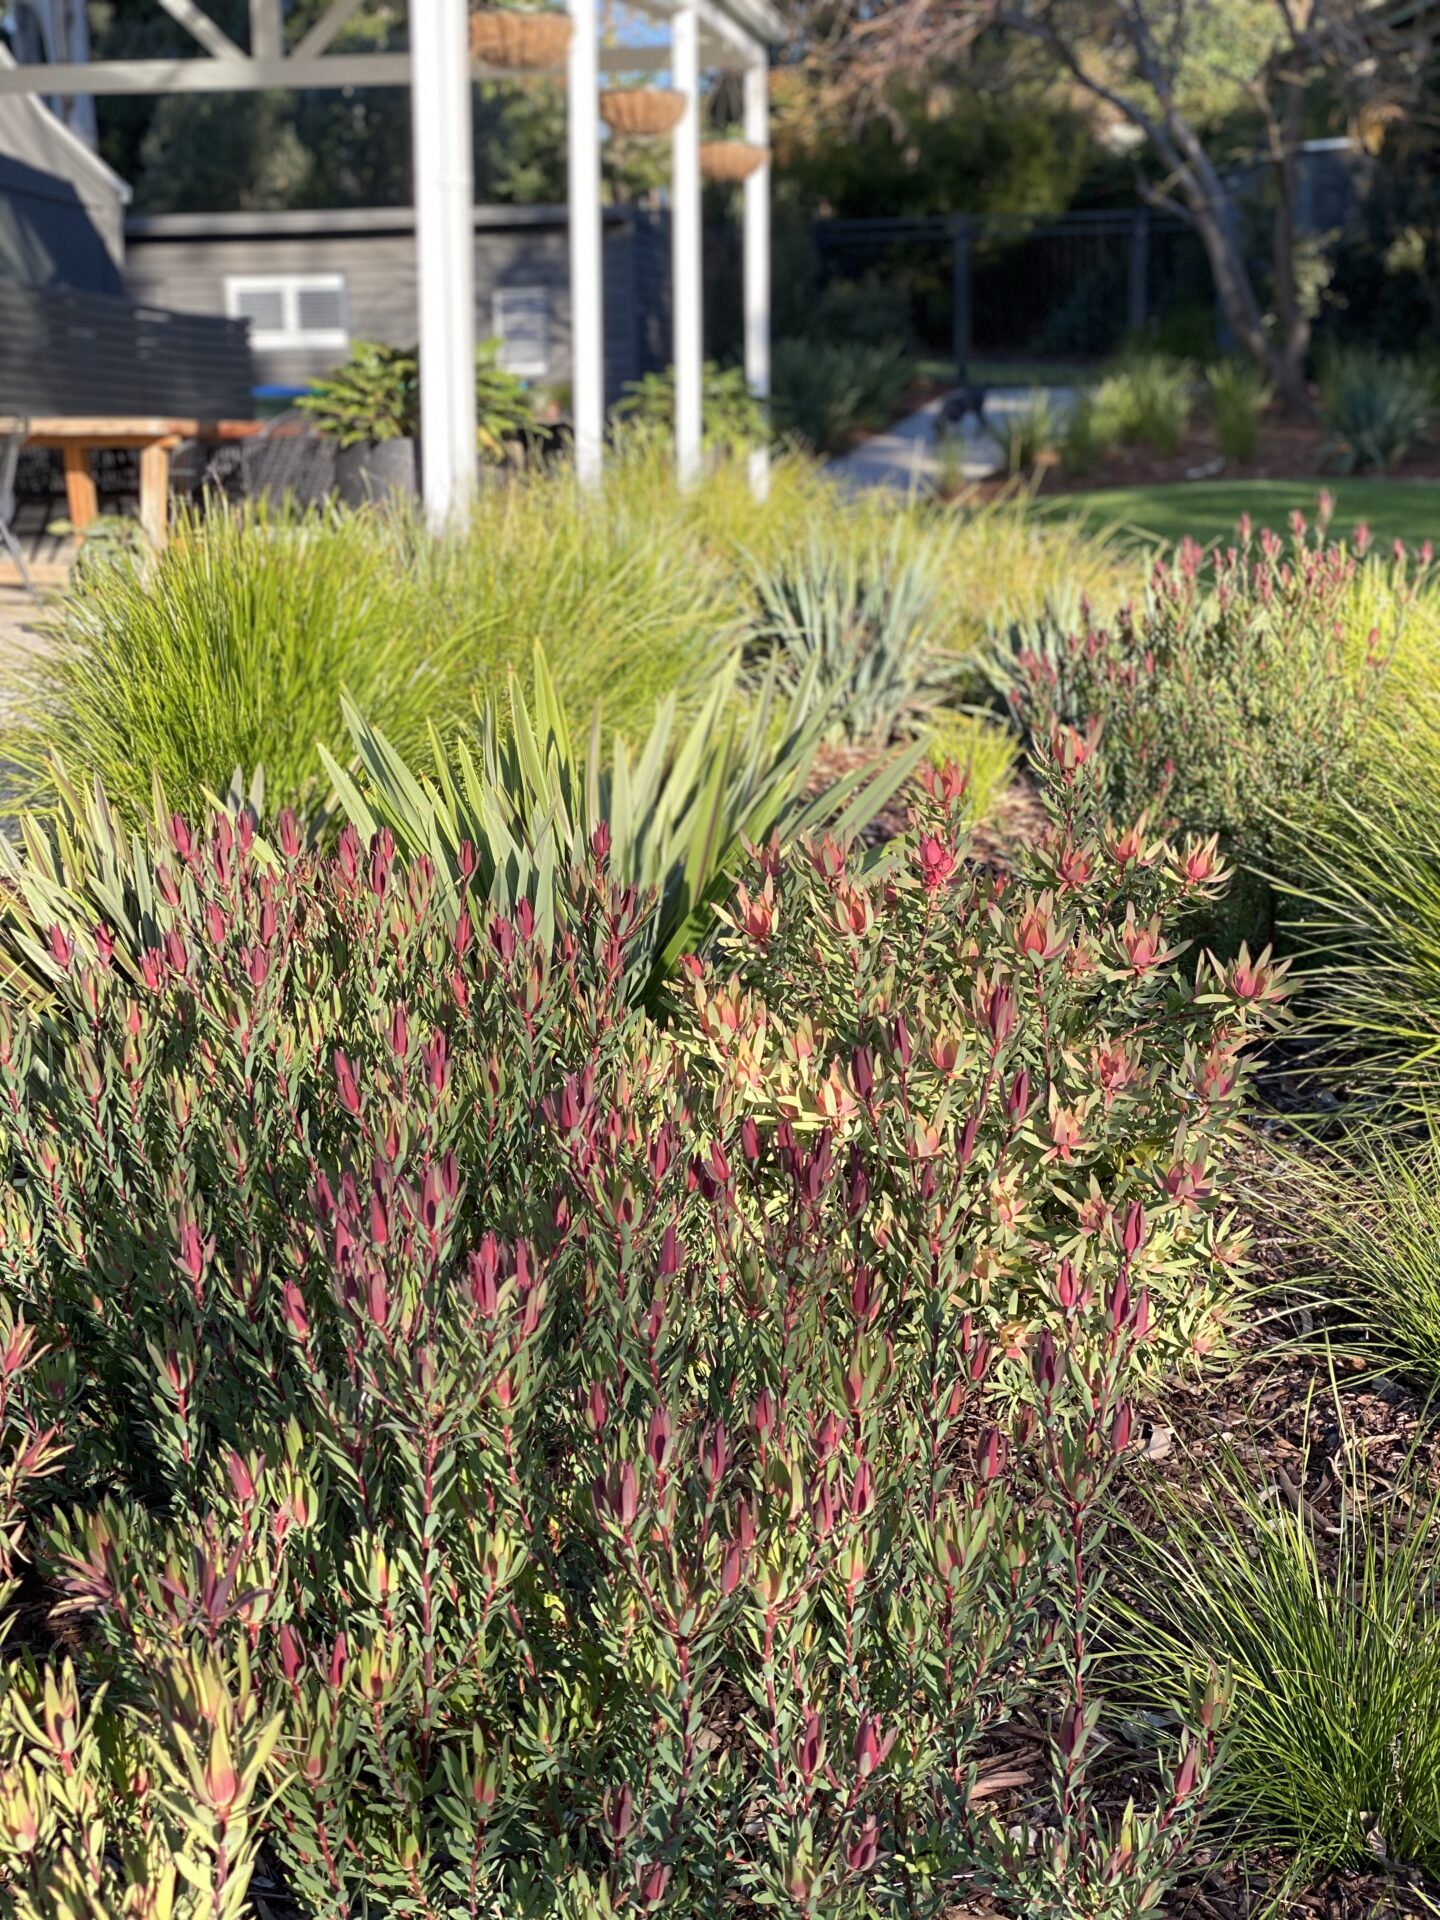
(0, 587, 50, 682)
(830, 386, 1073, 495)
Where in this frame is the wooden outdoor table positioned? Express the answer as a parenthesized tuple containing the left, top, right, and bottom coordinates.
(23, 417, 263, 551)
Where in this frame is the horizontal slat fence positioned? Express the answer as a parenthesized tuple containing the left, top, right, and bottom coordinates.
(0, 282, 254, 418)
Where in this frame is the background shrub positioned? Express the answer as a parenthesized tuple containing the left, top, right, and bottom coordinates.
(996, 392, 1057, 476)
(297, 336, 536, 458)
(810, 274, 915, 357)
(1058, 386, 1120, 476)
(613, 360, 767, 455)
(988, 519, 1399, 883)
(1089, 352, 1195, 456)
(1205, 358, 1273, 465)
(771, 337, 911, 452)
(1319, 346, 1433, 472)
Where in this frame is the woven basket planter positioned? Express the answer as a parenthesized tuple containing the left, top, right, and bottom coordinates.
(468, 9, 573, 68)
(698, 140, 769, 184)
(599, 87, 687, 137)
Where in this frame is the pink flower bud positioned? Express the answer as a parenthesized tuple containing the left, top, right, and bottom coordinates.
(845, 1817, 879, 1875)
(721, 1538, 743, 1595)
(986, 984, 1015, 1047)
(914, 835, 957, 892)
(333, 1051, 362, 1117)
(646, 1406, 672, 1472)
(1121, 1201, 1146, 1257)
(854, 1717, 894, 1778)
(279, 1622, 304, 1682)
(607, 1783, 633, 1841)
(638, 1863, 670, 1909)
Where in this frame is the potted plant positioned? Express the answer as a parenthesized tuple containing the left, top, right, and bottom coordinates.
(469, 1, 572, 69)
(300, 340, 540, 500)
(474, 337, 540, 464)
(297, 341, 420, 505)
(599, 82, 687, 137)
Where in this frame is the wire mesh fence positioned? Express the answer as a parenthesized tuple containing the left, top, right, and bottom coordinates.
(705, 205, 1213, 374)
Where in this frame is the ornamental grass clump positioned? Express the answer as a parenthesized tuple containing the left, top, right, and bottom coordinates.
(1107, 1423, 1440, 1884)
(744, 528, 953, 746)
(0, 732, 1282, 1916)
(1284, 1111, 1440, 1379)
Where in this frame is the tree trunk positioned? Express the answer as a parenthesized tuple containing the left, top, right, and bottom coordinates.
(1268, 79, 1313, 414)
(1157, 112, 1285, 392)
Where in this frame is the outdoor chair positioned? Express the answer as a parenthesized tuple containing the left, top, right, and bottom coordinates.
(0, 414, 35, 598)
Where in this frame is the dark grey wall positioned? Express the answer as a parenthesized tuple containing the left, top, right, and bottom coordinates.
(124, 207, 665, 403)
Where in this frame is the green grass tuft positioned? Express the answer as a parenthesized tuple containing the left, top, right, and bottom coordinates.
(1106, 1418, 1440, 1883)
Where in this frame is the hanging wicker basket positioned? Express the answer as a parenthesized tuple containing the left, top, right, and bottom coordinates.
(599, 87, 688, 137)
(468, 8, 573, 68)
(698, 140, 769, 184)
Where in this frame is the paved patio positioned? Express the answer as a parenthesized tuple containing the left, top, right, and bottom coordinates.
(0, 587, 50, 683)
(829, 387, 1074, 493)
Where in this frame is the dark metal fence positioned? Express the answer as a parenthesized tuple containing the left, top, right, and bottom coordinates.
(704, 206, 1214, 372)
(811, 210, 1210, 369)
(0, 282, 254, 418)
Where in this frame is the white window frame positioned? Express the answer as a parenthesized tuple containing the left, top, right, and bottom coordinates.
(492, 285, 551, 380)
(224, 272, 350, 352)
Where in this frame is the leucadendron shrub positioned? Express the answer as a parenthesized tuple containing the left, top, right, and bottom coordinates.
(0, 738, 1282, 1918)
(988, 511, 1426, 950)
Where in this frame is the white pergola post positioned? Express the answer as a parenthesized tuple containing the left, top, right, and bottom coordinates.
(742, 56, 770, 501)
(671, 0, 704, 489)
(567, 0, 605, 487)
(411, 0, 477, 528)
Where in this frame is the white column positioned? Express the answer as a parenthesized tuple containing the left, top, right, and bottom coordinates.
(671, 1, 703, 488)
(567, 0, 605, 486)
(411, 0, 477, 527)
(743, 55, 770, 501)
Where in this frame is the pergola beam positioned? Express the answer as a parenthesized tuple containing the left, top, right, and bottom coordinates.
(291, 0, 367, 61)
(249, 0, 284, 62)
(671, 0, 703, 488)
(568, 0, 605, 486)
(154, 0, 245, 61)
(0, 46, 671, 96)
(411, 0, 477, 527)
(743, 56, 770, 499)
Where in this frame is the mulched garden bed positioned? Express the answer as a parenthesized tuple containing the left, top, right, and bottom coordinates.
(963, 415, 1440, 503)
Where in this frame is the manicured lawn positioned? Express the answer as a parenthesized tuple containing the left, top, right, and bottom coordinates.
(1035, 478, 1440, 548)
(916, 355, 1092, 389)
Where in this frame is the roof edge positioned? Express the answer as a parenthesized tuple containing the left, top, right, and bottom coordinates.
(0, 45, 132, 203)
(126, 203, 636, 240)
